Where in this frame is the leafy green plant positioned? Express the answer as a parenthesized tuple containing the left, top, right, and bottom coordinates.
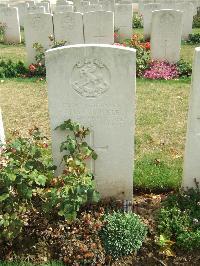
(0, 59, 28, 78)
(0, 127, 54, 240)
(31, 37, 67, 77)
(155, 234, 175, 257)
(0, 120, 100, 241)
(132, 14, 143, 29)
(100, 211, 147, 258)
(156, 187, 200, 251)
(187, 33, 200, 44)
(44, 119, 99, 221)
(193, 14, 200, 28)
(177, 59, 192, 77)
(0, 22, 6, 42)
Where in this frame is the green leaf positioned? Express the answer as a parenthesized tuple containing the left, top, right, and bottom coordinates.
(0, 193, 9, 202)
(35, 175, 47, 186)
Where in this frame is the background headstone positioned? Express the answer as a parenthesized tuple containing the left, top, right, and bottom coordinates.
(83, 11, 114, 44)
(151, 9, 183, 63)
(24, 13, 54, 64)
(114, 4, 133, 42)
(54, 12, 84, 44)
(142, 3, 161, 40)
(0, 7, 21, 44)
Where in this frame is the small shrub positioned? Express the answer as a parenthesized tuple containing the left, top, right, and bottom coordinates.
(177, 59, 192, 77)
(156, 187, 200, 251)
(100, 211, 147, 258)
(0, 120, 99, 241)
(133, 14, 143, 28)
(0, 22, 6, 42)
(0, 59, 28, 78)
(44, 119, 99, 221)
(187, 33, 200, 44)
(124, 34, 151, 77)
(0, 127, 54, 240)
(30, 37, 67, 77)
(193, 14, 200, 28)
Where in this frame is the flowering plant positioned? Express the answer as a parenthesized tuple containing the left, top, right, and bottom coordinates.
(143, 60, 179, 80)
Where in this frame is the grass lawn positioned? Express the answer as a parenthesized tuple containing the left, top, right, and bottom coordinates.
(0, 28, 199, 191)
(0, 77, 190, 191)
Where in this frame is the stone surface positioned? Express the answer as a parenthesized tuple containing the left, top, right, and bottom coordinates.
(54, 12, 84, 44)
(114, 4, 133, 41)
(24, 13, 54, 64)
(176, 2, 194, 40)
(143, 3, 161, 40)
(77, 1, 89, 12)
(151, 9, 183, 63)
(12, 2, 29, 27)
(36, 2, 50, 13)
(27, 6, 46, 14)
(0, 7, 21, 44)
(83, 11, 114, 44)
(0, 108, 5, 146)
(54, 4, 74, 12)
(183, 47, 200, 188)
(46, 44, 136, 201)
(85, 4, 102, 12)
(101, 0, 115, 11)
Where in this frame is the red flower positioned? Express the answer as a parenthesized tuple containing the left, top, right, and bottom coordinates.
(145, 42, 150, 50)
(29, 64, 36, 72)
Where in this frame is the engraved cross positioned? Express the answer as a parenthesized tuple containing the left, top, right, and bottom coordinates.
(89, 131, 108, 174)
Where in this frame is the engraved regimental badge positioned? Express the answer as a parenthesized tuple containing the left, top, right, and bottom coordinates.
(71, 58, 110, 98)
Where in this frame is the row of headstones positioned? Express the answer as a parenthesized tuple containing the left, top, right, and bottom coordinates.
(0, 43, 199, 200)
(0, 0, 135, 27)
(23, 6, 133, 64)
(141, 2, 196, 40)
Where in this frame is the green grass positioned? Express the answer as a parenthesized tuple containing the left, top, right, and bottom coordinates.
(0, 43, 26, 63)
(0, 77, 190, 191)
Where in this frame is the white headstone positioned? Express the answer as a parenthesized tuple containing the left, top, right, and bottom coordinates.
(101, 0, 115, 11)
(46, 44, 136, 201)
(83, 11, 114, 44)
(85, 4, 102, 12)
(0, 108, 5, 146)
(183, 47, 200, 188)
(77, 1, 89, 12)
(114, 4, 133, 41)
(176, 2, 194, 40)
(36, 2, 50, 13)
(54, 4, 74, 12)
(0, 7, 21, 44)
(151, 9, 183, 63)
(12, 2, 29, 27)
(24, 13, 54, 64)
(142, 3, 161, 40)
(54, 12, 84, 44)
(27, 6, 45, 14)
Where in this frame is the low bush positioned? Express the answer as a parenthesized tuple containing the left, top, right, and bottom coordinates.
(0, 60, 28, 78)
(124, 34, 151, 77)
(0, 120, 99, 241)
(133, 14, 143, 29)
(177, 59, 192, 77)
(187, 33, 200, 44)
(100, 211, 147, 258)
(157, 186, 200, 251)
(193, 14, 200, 28)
